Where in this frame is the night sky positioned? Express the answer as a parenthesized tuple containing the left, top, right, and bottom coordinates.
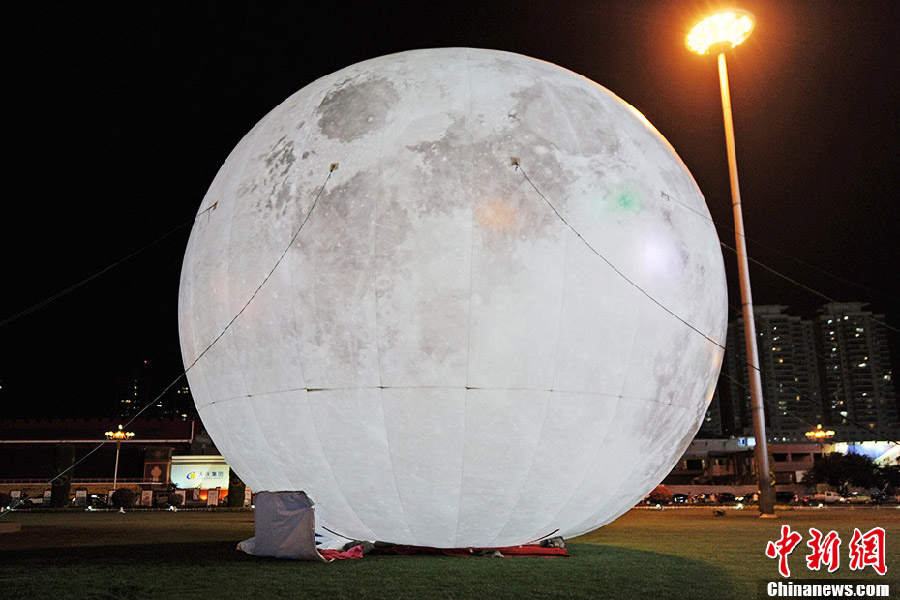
(2, 1, 898, 418)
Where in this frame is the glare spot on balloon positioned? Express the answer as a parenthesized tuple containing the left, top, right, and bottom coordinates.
(476, 200, 517, 232)
(613, 188, 643, 212)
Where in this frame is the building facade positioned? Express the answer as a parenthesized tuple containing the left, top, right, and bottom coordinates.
(712, 303, 898, 443)
(813, 303, 900, 443)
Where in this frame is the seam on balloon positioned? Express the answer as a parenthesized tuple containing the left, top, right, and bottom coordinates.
(485, 389, 552, 547)
(195, 386, 696, 412)
(453, 49, 475, 548)
(541, 397, 693, 537)
(568, 402, 693, 536)
(379, 389, 420, 546)
(462, 47, 476, 391)
(530, 393, 624, 535)
(306, 391, 379, 541)
(453, 390, 470, 547)
(374, 98, 386, 389)
(548, 224, 570, 392)
(197, 404, 255, 495)
(287, 119, 315, 400)
(617, 280, 647, 402)
(246, 391, 294, 491)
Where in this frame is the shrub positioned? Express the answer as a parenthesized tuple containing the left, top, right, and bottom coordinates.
(0, 492, 12, 508)
(168, 492, 183, 507)
(648, 484, 674, 505)
(110, 488, 136, 508)
(228, 470, 246, 508)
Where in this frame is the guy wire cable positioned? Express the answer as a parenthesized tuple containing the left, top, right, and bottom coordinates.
(660, 189, 898, 334)
(517, 162, 899, 446)
(660, 190, 899, 305)
(0, 166, 334, 517)
(0, 217, 195, 329)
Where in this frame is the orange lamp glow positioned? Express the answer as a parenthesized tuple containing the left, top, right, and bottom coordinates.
(686, 10, 755, 55)
(804, 425, 835, 441)
(105, 425, 135, 440)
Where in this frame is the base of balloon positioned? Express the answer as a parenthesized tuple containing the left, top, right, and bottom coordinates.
(236, 490, 571, 561)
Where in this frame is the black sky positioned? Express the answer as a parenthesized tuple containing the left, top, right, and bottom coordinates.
(2, 1, 898, 418)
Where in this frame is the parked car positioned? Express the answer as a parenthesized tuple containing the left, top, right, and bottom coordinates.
(845, 492, 871, 504)
(802, 491, 846, 505)
(775, 491, 798, 504)
(672, 494, 688, 504)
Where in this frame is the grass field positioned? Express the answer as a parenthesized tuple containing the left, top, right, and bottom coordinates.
(1, 507, 897, 599)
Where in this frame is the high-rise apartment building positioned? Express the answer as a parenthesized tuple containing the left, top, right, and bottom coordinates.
(723, 306, 823, 442)
(813, 303, 900, 443)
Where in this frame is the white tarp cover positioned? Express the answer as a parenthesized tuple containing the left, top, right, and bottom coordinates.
(238, 491, 324, 561)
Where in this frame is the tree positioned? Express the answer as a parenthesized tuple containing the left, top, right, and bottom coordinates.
(50, 444, 75, 507)
(648, 484, 674, 504)
(110, 488, 136, 508)
(878, 464, 900, 492)
(802, 453, 879, 495)
(228, 469, 246, 508)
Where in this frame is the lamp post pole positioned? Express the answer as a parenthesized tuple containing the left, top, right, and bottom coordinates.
(687, 10, 776, 516)
(105, 425, 135, 491)
(113, 439, 121, 490)
(717, 51, 776, 517)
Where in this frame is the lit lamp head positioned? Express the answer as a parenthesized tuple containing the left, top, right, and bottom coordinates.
(804, 424, 835, 442)
(105, 424, 135, 441)
(686, 10, 755, 55)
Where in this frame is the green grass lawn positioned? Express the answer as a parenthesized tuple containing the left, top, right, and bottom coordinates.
(1, 507, 897, 599)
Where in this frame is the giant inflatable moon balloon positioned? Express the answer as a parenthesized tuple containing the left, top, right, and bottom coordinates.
(178, 48, 727, 548)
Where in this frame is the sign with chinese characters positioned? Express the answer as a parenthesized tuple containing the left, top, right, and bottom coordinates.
(170, 455, 230, 490)
(766, 524, 887, 577)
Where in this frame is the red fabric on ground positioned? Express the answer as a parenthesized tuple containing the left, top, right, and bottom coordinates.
(319, 544, 365, 561)
(493, 545, 568, 557)
(372, 544, 568, 558)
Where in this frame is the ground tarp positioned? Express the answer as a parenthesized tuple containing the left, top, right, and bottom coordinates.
(369, 544, 568, 558)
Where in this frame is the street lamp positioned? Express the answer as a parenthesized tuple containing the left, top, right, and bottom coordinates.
(105, 424, 135, 490)
(805, 424, 836, 448)
(687, 10, 777, 517)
